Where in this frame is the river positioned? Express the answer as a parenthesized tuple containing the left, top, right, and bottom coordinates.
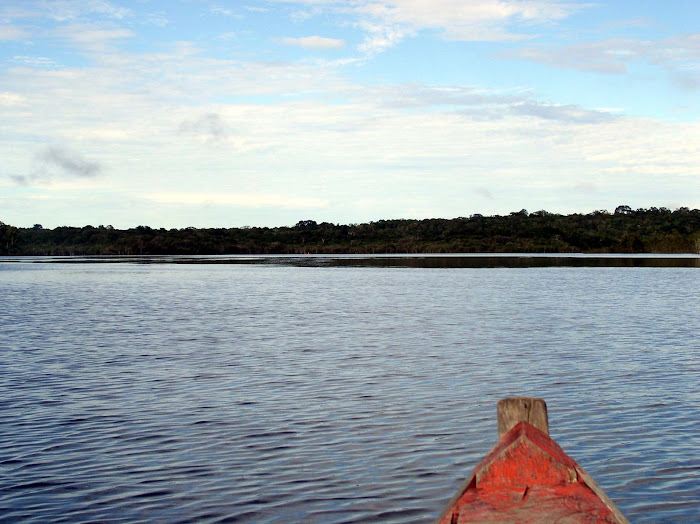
(1, 255, 698, 522)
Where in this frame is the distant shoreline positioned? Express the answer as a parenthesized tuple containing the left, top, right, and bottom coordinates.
(2, 253, 698, 269)
(2, 207, 699, 256)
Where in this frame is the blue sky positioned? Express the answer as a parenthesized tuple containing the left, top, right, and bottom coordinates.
(1, 0, 698, 228)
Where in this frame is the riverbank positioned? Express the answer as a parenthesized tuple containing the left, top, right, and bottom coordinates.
(2, 207, 699, 255)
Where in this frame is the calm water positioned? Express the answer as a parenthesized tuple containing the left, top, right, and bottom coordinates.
(1, 256, 698, 522)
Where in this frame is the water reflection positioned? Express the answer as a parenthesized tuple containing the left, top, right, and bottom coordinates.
(1, 253, 699, 268)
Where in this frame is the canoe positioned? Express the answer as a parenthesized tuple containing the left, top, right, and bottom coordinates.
(436, 398, 629, 523)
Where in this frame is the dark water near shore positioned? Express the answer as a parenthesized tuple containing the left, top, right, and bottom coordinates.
(1, 255, 698, 522)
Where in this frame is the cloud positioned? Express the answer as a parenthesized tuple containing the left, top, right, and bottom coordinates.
(345, 0, 583, 51)
(503, 42, 629, 74)
(511, 101, 617, 123)
(145, 192, 328, 209)
(475, 187, 495, 200)
(46, 0, 131, 22)
(350, 0, 579, 30)
(367, 83, 617, 124)
(10, 174, 46, 186)
(357, 22, 415, 55)
(672, 72, 700, 92)
(1, 2, 697, 225)
(245, 6, 269, 13)
(504, 34, 700, 87)
(40, 145, 102, 177)
(11, 56, 61, 68)
(573, 181, 597, 193)
(0, 92, 26, 106)
(374, 84, 519, 108)
(279, 36, 346, 50)
(1, 0, 131, 23)
(142, 12, 169, 27)
(0, 25, 28, 40)
(267, 0, 584, 54)
(12, 145, 102, 186)
(179, 113, 230, 141)
(53, 24, 134, 49)
(210, 7, 238, 17)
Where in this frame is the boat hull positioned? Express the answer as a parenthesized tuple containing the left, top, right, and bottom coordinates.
(437, 416, 628, 523)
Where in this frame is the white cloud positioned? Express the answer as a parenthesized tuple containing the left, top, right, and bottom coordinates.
(245, 6, 270, 13)
(511, 101, 617, 123)
(505, 34, 700, 86)
(3, 85, 698, 225)
(179, 113, 231, 143)
(145, 192, 329, 209)
(11, 55, 61, 68)
(142, 12, 169, 27)
(504, 42, 629, 73)
(266, 1, 584, 53)
(279, 35, 346, 50)
(210, 7, 238, 17)
(0, 0, 129, 22)
(2, 50, 696, 185)
(362, 83, 617, 124)
(217, 31, 237, 41)
(672, 72, 700, 92)
(350, 0, 580, 41)
(357, 21, 415, 55)
(0, 25, 27, 40)
(1, 1, 697, 226)
(0, 92, 26, 106)
(53, 24, 134, 49)
(45, 0, 131, 22)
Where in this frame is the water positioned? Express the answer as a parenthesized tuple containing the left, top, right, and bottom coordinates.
(1, 256, 698, 522)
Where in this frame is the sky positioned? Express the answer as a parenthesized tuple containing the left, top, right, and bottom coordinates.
(1, 0, 698, 229)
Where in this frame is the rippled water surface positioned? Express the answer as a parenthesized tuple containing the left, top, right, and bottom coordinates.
(1, 257, 698, 522)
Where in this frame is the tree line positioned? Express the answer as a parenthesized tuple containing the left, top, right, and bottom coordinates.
(1, 206, 699, 256)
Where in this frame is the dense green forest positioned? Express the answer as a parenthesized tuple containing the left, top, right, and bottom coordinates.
(2, 206, 699, 256)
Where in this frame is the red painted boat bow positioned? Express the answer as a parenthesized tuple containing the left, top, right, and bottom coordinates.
(436, 400, 629, 523)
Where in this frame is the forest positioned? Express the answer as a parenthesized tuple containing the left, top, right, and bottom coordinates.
(1, 206, 699, 256)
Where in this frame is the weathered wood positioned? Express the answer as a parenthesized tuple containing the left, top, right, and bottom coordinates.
(497, 397, 548, 438)
(573, 462, 631, 524)
(436, 399, 630, 524)
(436, 421, 629, 523)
